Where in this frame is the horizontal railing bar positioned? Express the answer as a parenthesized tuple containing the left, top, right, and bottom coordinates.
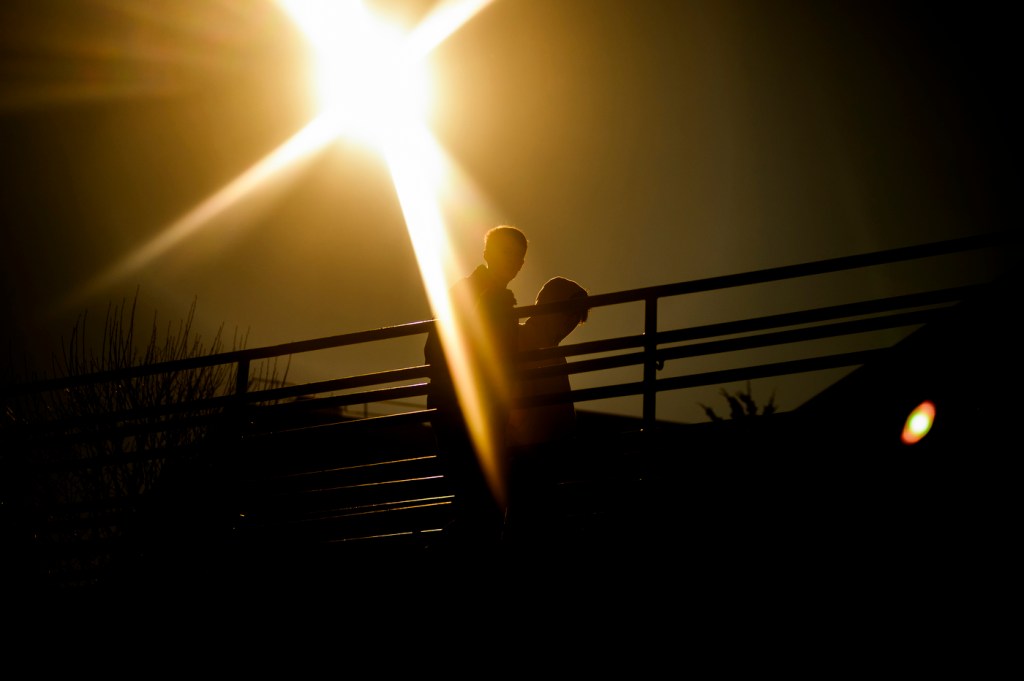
(7, 233, 1003, 397)
(5, 320, 435, 396)
(562, 349, 886, 407)
(516, 327, 909, 406)
(8, 301, 957, 439)
(274, 383, 429, 412)
(653, 350, 887, 392)
(516, 305, 949, 382)
(523, 284, 980, 363)
(654, 307, 943, 363)
(651, 286, 976, 347)
(241, 407, 435, 440)
(241, 320, 434, 360)
(241, 366, 430, 403)
(9, 365, 433, 435)
(560, 232, 1005, 313)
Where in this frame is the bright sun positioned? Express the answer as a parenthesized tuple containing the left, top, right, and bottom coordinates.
(278, 0, 509, 505)
(278, 0, 432, 146)
(75, 0, 509, 507)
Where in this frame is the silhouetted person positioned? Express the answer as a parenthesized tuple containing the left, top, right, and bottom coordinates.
(504, 276, 590, 548)
(424, 225, 528, 550)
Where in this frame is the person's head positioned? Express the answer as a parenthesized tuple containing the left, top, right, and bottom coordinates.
(483, 225, 528, 286)
(535, 276, 590, 339)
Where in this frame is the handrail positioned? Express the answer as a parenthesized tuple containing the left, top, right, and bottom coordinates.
(3, 320, 435, 396)
(562, 231, 1004, 311)
(3, 231, 1010, 436)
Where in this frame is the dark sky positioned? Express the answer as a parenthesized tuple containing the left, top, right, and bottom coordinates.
(1, 0, 1015, 422)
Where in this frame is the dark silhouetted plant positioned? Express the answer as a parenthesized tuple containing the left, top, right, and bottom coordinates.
(1, 289, 288, 580)
(699, 382, 777, 422)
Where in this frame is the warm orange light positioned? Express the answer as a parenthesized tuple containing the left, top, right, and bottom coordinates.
(73, 0, 509, 506)
(278, 0, 434, 147)
(280, 0, 508, 505)
(901, 400, 936, 445)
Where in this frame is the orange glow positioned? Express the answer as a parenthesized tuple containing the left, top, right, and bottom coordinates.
(67, 116, 338, 310)
(280, 0, 508, 504)
(69, 0, 508, 504)
(278, 0, 434, 147)
(384, 120, 509, 505)
(901, 400, 936, 445)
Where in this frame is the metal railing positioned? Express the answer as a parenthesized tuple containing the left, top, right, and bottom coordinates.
(2, 231, 1013, 591)
(3, 231, 1011, 442)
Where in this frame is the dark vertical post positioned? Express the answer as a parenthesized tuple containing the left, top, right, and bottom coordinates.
(231, 356, 251, 436)
(643, 295, 658, 431)
(236, 357, 250, 399)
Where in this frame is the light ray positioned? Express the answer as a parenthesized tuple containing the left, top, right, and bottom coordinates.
(279, 0, 430, 145)
(64, 115, 339, 311)
(383, 118, 507, 506)
(67, 0, 509, 503)
(403, 0, 497, 60)
(278, 0, 510, 502)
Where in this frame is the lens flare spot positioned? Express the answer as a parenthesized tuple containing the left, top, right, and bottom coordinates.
(901, 400, 936, 445)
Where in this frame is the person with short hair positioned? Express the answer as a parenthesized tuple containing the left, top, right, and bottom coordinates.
(423, 225, 529, 550)
(504, 276, 590, 548)
(508, 276, 590, 447)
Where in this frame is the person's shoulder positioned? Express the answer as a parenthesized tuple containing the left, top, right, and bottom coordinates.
(480, 286, 515, 310)
(451, 266, 488, 300)
(465, 265, 490, 286)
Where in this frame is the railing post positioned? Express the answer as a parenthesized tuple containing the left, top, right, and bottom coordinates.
(230, 357, 251, 435)
(643, 295, 658, 431)
(236, 358, 250, 399)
